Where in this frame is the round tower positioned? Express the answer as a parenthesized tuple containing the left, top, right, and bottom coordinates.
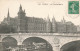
(52, 16, 56, 33)
(46, 15, 51, 33)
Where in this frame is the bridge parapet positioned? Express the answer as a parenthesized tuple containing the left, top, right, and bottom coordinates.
(0, 33, 80, 37)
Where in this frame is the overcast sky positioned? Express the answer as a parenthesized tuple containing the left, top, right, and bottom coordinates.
(0, 0, 80, 25)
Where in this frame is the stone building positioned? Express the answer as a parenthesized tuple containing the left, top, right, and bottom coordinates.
(76, 25, 80, 33)
(1, 5, 77, 33)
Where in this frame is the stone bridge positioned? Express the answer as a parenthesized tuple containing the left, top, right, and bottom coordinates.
(0, 33, 80, 51)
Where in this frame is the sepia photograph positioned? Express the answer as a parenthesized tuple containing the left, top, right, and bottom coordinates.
(0, 0, 80, 51)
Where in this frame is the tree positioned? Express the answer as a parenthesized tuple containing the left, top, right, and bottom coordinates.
(0, 24, 16, 33)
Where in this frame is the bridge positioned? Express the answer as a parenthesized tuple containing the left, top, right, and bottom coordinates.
(0, 33, 80, 51)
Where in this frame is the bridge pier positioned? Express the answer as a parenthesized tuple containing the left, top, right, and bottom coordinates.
(0, 36, 3, 51)
(17, 42, 22, 45)
(53, 44, 60, 51)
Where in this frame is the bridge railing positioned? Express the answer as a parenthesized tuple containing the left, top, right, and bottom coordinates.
(0, 33, 80, 37)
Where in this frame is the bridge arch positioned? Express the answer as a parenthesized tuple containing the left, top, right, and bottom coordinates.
(22, 37, 53, 51)
(2, 36, 18, 48)
(60, 40, 80, 51)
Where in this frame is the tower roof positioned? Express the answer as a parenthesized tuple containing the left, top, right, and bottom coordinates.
(52, 16, 56, 20)
(7, 8, 10, 17)
(63, 17, 65, 21)
(47, 14, 50, 22)
(19, 4, 22, 11)
(62, 16, 66, 23)
(52, 16, 56, 23)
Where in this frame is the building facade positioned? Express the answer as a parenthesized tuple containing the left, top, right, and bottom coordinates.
(1, 5, 77, 33)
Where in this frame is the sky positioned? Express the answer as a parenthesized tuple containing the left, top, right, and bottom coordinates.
(0, 0, 80, 25)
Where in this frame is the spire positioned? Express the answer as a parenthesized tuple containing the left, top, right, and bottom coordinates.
(52, 16, 56, 22)
(47, 14, 50, 22)
(52, 15, 56, 33)
(46, 14, 51, 33)
(6, 8, 10, 25)
(19, 4, 22, 11)
(18, 4, 26, 17)
(63, 17, 65, 20)
(7, 8, 10, 17)
(62, 16, 66, 23)
(20, 4, 22, 9)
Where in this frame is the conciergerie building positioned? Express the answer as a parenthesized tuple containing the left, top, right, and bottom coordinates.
(1, 5, 77, 33)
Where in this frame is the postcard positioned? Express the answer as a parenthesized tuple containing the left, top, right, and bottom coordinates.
(0, 0, 80, 51)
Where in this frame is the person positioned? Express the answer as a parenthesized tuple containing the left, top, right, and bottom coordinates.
(70, 2, 76, 13)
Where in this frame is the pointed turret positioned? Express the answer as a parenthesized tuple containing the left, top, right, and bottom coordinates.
(62, 17, 66, 23)
(52, 16, 56, 23)
(46, 15, 51, 33)
(52, 16, 56, 33)
(47, 14, 50, 22)
(18, 4, 26, 17)
(19, 4, 22, 11)
(61, 17, 66, 33)
(7, 8, 10, 17)
(6, 8, 10, 25)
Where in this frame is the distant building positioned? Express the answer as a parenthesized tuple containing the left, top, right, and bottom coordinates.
(1, 5, 77, 33)
(77, 25, 80, 33)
